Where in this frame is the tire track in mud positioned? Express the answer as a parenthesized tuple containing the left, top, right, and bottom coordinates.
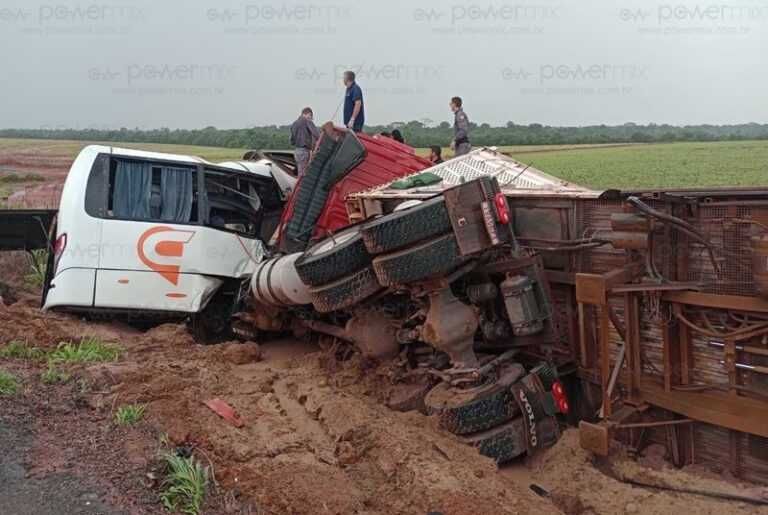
(271, 376, 337, 466)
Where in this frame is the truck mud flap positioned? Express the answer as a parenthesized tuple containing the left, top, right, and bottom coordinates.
(511, 373, 561, 454)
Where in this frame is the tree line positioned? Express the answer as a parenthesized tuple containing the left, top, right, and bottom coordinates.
(1, 122, 766, 150)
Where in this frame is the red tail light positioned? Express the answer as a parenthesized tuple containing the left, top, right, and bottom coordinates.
(494, 193, 510, 224)
(552, 381, 565, 398)
(52, 233, 67, 277)
(551, 380, 569, 414)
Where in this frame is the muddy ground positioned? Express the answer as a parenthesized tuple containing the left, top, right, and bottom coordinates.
(1, 291, 766, 514)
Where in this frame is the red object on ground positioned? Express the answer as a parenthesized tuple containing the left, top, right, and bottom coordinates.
(203, 398, 244, 427)
(278, 126, 432, 252)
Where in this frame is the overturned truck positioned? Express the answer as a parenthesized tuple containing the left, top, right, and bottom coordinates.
(15, 127, 767, 477)
(242, 134, 768, 476)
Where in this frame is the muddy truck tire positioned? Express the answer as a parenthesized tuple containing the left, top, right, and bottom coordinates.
(372, 233, 463, 286)
(464, 417, 528, 464)
(308, 266, 382, 313)
(425, 364, 525, 435)
(294, 225, 370, 286)
(361, 196, 452, 254)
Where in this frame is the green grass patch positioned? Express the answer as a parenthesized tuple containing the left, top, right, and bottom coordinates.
(41, 365, 69, 383)
(158, 453, 209, 514)
(0, 172, 20, 183)
(0, 370, 19, 395)
(24, 172, 45, 181)
(24, 249, 47, 292)
(1, 340, 45, 359)
(48, 336, 124, 364)
(115, 403, 147, 425)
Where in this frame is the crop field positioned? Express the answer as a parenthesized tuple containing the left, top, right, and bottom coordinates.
(508, 140, 768, 190)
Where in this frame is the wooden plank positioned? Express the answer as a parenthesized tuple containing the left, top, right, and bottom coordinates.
(725, 339, 738, 396)
(600, 304, 612, 418)
(575, 264, 638, 305)
(639, 380, 768, 437)
(663, 291, 768, 313)
(624, 293, 642, 400)
(679, 314, 693, 386)
(578, 302, 589, 368)
(662, 319, 680, 392)
(545, 270, 575, 285)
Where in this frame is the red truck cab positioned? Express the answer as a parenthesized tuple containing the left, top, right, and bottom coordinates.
(278, 125, 431, 253)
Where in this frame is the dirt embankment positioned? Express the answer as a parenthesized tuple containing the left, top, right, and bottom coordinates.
(1, 300, 766, 514)
(0, 143, 71, 208)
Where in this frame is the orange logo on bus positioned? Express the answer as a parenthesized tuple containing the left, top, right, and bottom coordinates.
(137, 226, 195, 286)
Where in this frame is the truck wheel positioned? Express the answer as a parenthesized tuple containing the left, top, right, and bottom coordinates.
(372, 233, 462, 286)
(361, 196, 451, 254)
(308, 266, 382, 313)
(425, 364, 525, 435)
(464, 417, 528, 464)
(294, 225, 370, 287)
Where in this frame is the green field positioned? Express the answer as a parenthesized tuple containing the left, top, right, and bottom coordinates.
(508, 141, 768, 190)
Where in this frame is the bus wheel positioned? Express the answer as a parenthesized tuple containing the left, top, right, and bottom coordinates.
(188, 294, 233, 344)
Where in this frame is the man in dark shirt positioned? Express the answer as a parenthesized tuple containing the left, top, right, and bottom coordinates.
(428, 145, 444, 164)
(449, 96, 471, 156)
(342, 71, 364, 132)
(289, 107, 320, 176)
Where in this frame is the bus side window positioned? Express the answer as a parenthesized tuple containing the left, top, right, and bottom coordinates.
(85, 157, 198, 224)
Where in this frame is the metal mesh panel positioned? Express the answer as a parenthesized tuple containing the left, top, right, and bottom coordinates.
(574, 200, 625, 274)
(423, 150, 583, 190)
(349, 147, 593, 200)
(681, 204, 763, 297)
(694, 424, 732, 474)
(742, 434, 768, 483)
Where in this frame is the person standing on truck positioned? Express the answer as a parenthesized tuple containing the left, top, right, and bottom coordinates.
(290, 107, 320, 176)
(449, 96, 471, 157)
(342, 71, 365, 132)
(428, 145, 444, 164)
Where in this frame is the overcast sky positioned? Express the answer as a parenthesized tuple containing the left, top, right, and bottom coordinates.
(1, 0, 767, 129)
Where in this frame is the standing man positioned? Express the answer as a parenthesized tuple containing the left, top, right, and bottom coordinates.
(342, 71, 364, 132)
(428, 145, 444, 164)
(290, 107, 320, 176)
(449, 96, 471, 156)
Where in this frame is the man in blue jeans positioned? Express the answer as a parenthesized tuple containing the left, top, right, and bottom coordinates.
(342, 70, 364, 132)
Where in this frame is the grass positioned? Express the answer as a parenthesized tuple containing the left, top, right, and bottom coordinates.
(158, 453, 209, 514)
(48, 336, 124, 364)
(41, 365, 69, 383)
(115, 403, 147, 425)
(24, 249, 47, 292)
(1, 340, 45, 359)
(0, 370, 19, 395)
(0, 172, 46, 183)
(510, 140, 768, 190)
